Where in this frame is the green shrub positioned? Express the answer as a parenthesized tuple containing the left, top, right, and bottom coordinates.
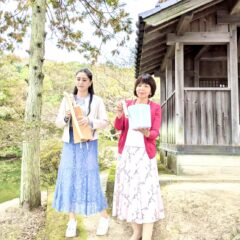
(0, 146, 22, 160)
(40, 140, 62, 188)
(0, 106, 17, 120)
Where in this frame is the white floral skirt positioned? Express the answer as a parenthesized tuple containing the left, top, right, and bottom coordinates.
(112, 145, 165, 224)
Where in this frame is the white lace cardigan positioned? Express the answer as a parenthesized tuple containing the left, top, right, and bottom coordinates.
(55, 94, 108, 142)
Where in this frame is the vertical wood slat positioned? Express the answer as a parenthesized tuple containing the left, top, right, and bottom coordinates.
(166, 59, 173, 98)
(216, 91, 224, 144)
(192, 92, 199, 144)
(199, 91, 207, 144)
(185, 91, 190, 144)
(161, 93, 176, 144)
(166, 59, 174, 144)
(221, 91, 231, 144)
(184, 90, 231, 145)
(206, 91, 215, 144)
(167, 93, 176, 144)
(175, 42, 185, 144)
(161, 103, 168, 143)
(160, 73, 166, 105)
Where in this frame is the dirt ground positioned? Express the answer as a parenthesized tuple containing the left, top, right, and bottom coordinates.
(0, 193, 47, 240)
(83, 182, 240, 240)
(1, 182, 240, 240)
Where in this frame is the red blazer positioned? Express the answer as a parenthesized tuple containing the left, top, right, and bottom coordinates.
(114, 99, 161, 159)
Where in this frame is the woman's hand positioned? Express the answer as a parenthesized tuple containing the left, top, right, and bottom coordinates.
(116, 101, 123, 118)
(64, 110, 71, 122)
(137, 128, 150, 137)
(77, 116, 89, 127)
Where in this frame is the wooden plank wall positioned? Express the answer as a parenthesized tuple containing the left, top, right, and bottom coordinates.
(167, 93, 176, 143)
(160, 93, 176, 144)
(184, 89, 231, 145)
(190, 11, 228, 33)
(161, 102, 168, 143)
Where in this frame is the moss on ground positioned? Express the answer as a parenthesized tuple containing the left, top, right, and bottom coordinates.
(45, 189, 88, 240)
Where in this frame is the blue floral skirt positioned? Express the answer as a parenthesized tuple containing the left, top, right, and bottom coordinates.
(52, 129, 107, 215)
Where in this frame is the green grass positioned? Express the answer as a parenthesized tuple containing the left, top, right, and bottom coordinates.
(0, 160, 21, 203)
(45, 189, 88, 240)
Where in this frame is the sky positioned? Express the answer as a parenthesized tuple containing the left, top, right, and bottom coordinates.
(13, 0, 158, 65)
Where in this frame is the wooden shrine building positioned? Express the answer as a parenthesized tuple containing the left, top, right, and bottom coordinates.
(135, 0, 240, 175)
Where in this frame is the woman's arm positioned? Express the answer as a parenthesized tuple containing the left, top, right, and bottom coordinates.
(90, 97, 109, 130)
(114, 100, 126, 130)
(114, 115, 125, 130)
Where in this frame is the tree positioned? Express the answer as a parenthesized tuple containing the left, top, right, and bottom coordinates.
(20, 0, 46, 209)
(0, 0, 132, 210)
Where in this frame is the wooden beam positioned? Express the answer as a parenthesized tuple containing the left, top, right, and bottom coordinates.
(228, 24, 239, 145)
(145, 0, 221, 27)
(194, 59, 200, 87)
(217, 11, 240, 24)
(176, 14, 193, 36)
(141, 39, 166, 54)
(160, 72, 166, 104)
(199, 56, 227, 61)
(141, 62, 162, 73)
(145, 19, 178, 35)
(140, 48, 166, 62)
(167, 32, 230, 45)
(160, 14, 193, 71)
(195, 46, 210, 60)
(141, 43, 166, 56)
(231, 0, 240, 15)
(141, 61, 163, 72)
(139, 66, 160, 76)
(143, 27, 175, 45)
(141, 61, 161, 71)
(192, 1, 223, 21)
(166, 59, 173, 98)
(175, 42, 184, 144)
(160, 46, 175, 71)
(140, 54, 163, 67)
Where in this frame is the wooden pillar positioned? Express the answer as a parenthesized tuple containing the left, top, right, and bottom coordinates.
(194, 59, 200, 87)
(166, 59, 173, 98)
(228, 24, 239, 145)
(175, 42, 185, 144)
(160, 72, 166, 105)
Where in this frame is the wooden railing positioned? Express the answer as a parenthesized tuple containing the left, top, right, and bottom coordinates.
(161, 91, 175, 144)
(161, 88, 231, 145)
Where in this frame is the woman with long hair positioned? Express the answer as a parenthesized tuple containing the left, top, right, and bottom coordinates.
(53, 68, 110, 237)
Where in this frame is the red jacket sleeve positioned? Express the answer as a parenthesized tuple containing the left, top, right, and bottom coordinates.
(114, 115, 125, 131)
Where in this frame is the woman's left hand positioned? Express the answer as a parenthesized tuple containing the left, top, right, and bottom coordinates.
(137, 128, 150, 137)
(77, 117, 89, 126)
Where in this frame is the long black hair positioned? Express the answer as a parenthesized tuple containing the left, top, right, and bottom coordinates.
(73, 68, 94, 116)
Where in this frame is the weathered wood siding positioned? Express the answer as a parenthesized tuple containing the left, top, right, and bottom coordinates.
(184, 89, 231, 145)
(161, 93, 175, 144)
(190, 10, 228, 33)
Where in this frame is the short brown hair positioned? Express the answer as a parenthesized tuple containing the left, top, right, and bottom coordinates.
(133, 73, 156, 98)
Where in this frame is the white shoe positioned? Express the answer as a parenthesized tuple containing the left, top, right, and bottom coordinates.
(65, 219, 77, 238)
(96, 216, 110, 236)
